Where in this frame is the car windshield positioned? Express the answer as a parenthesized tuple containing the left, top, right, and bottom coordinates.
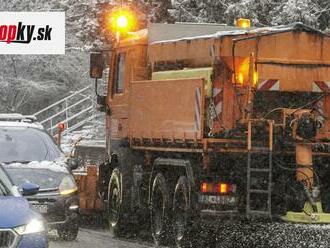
(5, 168, 66, 190)
(0, 166, 12, 196)
(0, 127, 61, 163)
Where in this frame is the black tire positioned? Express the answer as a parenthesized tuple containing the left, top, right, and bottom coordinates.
(150, 172, 172, 246)
(57, 224, 79, 241)
(173, 176, 192, 248)
(108, 168, 128, 236)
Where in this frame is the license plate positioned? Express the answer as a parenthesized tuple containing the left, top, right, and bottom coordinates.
(198, 194, 236, 205)
(32, 204, 48, 213)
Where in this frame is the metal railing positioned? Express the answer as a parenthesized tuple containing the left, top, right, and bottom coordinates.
(33, 85, 98, 136)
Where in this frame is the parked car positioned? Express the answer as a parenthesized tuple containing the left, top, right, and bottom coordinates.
(0, 114, 80, 241)
(0, 164, 48, 248)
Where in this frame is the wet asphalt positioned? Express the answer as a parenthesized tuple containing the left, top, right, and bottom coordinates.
(49, 222, 330, 248)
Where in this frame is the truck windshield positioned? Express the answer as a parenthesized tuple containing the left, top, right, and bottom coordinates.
(0, 127, 61, 163)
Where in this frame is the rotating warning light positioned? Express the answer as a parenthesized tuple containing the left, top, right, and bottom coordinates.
(116, 15, 129, 29)
(236, 18, 251, 28)
(107, 8, 136, 33)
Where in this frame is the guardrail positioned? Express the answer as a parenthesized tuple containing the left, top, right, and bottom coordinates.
(33, 85, 97, 136)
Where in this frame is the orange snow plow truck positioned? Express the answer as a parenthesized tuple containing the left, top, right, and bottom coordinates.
(88, 20, 330, 246)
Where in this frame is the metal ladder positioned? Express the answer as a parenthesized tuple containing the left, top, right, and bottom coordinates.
(246, 120, 274, 218)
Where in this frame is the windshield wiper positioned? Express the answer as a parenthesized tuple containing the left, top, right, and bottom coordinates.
(0, 180, 9, 196)
(2, 160, 31, 164)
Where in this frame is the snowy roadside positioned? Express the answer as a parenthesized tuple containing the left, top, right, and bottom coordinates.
(60, 122, 106, 155)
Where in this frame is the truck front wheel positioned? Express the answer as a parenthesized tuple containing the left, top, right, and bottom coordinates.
(108, 168, 127, 236)
(150, 172, 172, 246)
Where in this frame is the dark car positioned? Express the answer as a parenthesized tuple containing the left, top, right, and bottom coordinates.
(0, 164, 48, 248)
(0, 115, 80, 241)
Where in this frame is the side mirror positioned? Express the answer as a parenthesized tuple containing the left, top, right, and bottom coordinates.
(90, 52, 104, 79)
(21, 182, 40, 196)
(67, 158, 79, 171)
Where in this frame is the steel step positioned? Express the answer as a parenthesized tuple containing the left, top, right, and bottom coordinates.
(248, 210, 271, 215)
(250, 168, 270, 172)
(250, 189, 269, 194)
(250, 147, 271, 152)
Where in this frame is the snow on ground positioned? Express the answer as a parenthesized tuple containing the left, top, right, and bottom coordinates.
(49, 228, 152, 248)
(3, 160, 69, 173)
(49, 222, 330, 248)
(60, 122, 105, 155)
(215, 221, 330, 248)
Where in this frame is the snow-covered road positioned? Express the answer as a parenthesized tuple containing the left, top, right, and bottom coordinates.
(49, 228, 152, 248)
(49, 222, 330, 248)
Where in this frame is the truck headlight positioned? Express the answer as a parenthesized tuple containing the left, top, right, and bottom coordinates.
(14, 219, 46, 235)
(59, 176, 78, 195)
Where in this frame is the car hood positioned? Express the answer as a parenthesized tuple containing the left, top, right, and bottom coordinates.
(3, 160, 69, 173)
(0, 196, 40, 228)
(3, 160, 71, 191)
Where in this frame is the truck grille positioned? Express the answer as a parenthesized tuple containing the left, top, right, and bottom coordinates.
(0, 229, 18, 248)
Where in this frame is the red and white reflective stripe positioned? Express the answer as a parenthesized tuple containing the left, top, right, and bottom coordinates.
(312, 81, 330, 93)
(194, 87, 202, 131)
(257, 79, 280, 91)
(213, 88, 223, 118)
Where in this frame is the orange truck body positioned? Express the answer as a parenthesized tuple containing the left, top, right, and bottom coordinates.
(109, 24, 330, 147)
(129, 78, 205, 140)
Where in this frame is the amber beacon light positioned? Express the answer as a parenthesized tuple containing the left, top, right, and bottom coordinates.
(108, 8, 136, 33)
(236, 18, 251, 28)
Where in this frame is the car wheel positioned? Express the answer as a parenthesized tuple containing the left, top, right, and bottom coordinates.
(150, 172, 172, 246)
(58, 224, 79, 241)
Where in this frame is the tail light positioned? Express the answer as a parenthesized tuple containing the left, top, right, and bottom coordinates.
(200, 182, 235, 194)
(219, 183, 228, 194)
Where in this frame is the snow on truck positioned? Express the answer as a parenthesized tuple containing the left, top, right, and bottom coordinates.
(87, 10, 330, 247)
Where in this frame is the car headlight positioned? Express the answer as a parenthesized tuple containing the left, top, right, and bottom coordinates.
(59, 175, 78, 195)
(14, 219, 46, 235)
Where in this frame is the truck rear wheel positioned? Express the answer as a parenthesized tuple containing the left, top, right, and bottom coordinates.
(150, 172, 172, 246)
(173, 176, 192, 248)
(108, 168, 128, 236)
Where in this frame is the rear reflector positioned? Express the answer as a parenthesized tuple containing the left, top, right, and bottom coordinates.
(200, 182, 235, 194)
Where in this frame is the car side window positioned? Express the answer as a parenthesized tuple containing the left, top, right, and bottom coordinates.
(113, 53, 126, 94)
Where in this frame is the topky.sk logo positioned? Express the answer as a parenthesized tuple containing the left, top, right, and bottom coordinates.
(0, 12, 65, 54)
(0, 22, 52, 44)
